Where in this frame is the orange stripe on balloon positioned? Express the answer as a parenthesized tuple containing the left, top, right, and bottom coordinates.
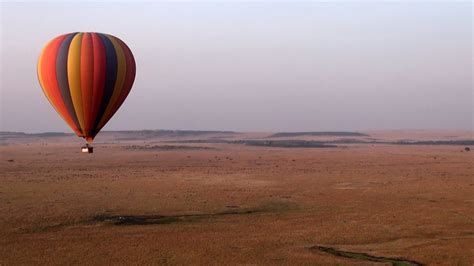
(38, 34, 82, 136)
(38, 41, 55, 110)
(80, 33, 94, 136)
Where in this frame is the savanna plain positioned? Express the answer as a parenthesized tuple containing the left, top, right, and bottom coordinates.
(1, 130, 473, 265)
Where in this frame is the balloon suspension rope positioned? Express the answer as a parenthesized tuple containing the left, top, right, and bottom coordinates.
(81, 140, 94, 153)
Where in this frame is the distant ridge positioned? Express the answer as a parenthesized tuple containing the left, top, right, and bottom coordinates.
(0, 130, 237, 139)
(0, 131, 72, 138)
(1, 130, 472, 146)
(269, 132, 369, 138)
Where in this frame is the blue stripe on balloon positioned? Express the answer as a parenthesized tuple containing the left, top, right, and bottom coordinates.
(92, 33, 118, 134)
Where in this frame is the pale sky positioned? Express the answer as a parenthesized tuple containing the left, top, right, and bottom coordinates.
(1, 1, 472, 133)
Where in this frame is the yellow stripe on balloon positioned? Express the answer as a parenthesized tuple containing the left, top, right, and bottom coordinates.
(97, 35, 127, 129)
(67, 33, 86, 134)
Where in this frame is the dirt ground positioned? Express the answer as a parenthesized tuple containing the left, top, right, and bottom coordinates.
(0, 131, 473, 265)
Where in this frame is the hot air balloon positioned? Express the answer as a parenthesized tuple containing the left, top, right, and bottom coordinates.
(37, 32, 136, 153)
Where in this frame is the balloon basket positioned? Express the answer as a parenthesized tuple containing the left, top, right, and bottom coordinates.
(81, 144, 93, 153)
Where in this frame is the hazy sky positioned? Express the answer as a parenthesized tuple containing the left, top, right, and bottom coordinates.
(1, 1, 472, 133)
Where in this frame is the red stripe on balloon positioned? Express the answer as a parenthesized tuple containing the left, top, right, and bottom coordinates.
(89, 33, 107, 140)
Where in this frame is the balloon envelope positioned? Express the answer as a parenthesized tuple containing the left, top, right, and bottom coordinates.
(37, 32, 136, 143)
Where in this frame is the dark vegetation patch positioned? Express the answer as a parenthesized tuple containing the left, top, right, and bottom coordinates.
(167, 139, 229, 144)
(166, 139, 337, 148)
(92, 201, 294, 226)
(309, 245, 422, 266)
(123, 145, 214, 151)
(311, 139, 474, 146)
(393, 140, 474, 146)
(30, 202, 294, 231)
(270, 132, 369, 138)
(241, 140, 337, 148)
(168, 138, 474, 147)
(93, 209, 258, 226)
